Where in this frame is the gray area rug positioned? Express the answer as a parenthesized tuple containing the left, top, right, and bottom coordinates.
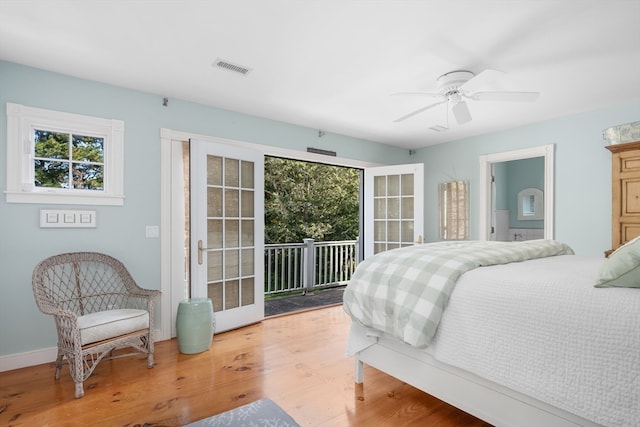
(184, 398, 301, 427)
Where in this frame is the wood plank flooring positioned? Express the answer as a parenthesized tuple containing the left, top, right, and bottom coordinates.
(0, 305, 492, 426)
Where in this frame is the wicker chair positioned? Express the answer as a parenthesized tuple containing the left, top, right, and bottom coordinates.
(32, 252, 161, 398)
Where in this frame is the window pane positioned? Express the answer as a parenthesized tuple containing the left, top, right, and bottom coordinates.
(241, 220, 254, 247)
(225, 280, 240, 309)
(34, 130, 69, 159)
(387, 197, 399, 219)
(207, 282, 223, 312)
(72, 134, 104, 163)
(225, 220, 239, 248)
(71, 162, 103, 190)
(401, 221, 414, 243)
(34, 160, 69, 188)
(225, 189, 239, 217)
(207, 156, 222, 186)
(387, 220, 400, 242)
(374, 198, 386, 220)
(401, 197, 414, 219)
(401, 174, 414, 195)
(241, 161, 254, 189)
(241, 278, 254, 306)
(225, 158, 239, 187)
(225, 249, 239, 278)
(207, 188, 222, 217)
(241, 248, 254, 276)
(207, 251, 222, 282)
(241, 190, 254, 217)
(374, 176, 386, 196)
(207, 219, 223, 249)
(374, 220, 385, 241)
(34, 130, 72, 189)
(387, 175, 400, 196)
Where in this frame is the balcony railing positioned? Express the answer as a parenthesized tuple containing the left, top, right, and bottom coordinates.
(264, 239, 359, 296)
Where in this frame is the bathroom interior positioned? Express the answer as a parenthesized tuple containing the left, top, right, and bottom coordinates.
(492, 157, 544, 241)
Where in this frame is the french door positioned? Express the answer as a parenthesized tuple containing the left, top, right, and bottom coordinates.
(364, 163, 424, 258)
(190, 139, 264, 332)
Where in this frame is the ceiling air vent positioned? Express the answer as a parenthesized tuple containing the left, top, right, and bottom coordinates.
(213, 58, 251, 76)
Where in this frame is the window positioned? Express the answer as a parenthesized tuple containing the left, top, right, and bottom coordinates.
(438, 180, 468, 240)
(6, 103, 124, 205)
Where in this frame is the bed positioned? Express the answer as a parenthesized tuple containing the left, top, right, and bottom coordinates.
(343, 240, 640, 427)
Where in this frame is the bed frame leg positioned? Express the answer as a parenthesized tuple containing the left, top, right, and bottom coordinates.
(355, 354, 364, 384)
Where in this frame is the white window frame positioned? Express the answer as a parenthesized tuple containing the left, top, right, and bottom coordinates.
(5, 102, 125, 205)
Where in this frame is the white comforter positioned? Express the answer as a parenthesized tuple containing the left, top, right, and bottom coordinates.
(343, 240, 574, 348)
(428, 255, 640, 427)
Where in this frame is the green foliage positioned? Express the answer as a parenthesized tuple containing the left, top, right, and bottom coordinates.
(33, 130, 104, 189)
(264, 157, 360, 244)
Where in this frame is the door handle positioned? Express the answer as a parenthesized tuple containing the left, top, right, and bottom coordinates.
(198, 240, 204, 265)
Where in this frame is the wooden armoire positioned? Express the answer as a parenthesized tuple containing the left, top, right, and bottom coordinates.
(606, 140, 640, 252)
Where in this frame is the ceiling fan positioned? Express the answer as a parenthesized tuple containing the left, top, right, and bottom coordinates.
(393, 69, 539, 126)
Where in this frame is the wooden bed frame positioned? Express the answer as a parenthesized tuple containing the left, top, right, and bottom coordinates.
(353, 331, 601, 427)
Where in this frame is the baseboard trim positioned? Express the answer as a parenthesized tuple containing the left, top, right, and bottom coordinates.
(0, 347, 57, 372)
(1, 329, 166, 372)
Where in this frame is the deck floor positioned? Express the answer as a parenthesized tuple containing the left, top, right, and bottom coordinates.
(265, 286, 345, 316)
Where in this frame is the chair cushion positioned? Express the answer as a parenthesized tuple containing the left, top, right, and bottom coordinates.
(77, 309, 149, 346)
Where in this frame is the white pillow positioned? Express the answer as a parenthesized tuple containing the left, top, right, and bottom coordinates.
(595, 236, 640, 288)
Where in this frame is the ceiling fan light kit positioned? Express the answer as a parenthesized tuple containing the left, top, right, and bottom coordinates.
(393, 69, 540, 127)
(451, 99, 472, 125)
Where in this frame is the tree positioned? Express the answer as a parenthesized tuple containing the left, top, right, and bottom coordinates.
(264, 157, 359, 243)
(34, 130, 104, 189)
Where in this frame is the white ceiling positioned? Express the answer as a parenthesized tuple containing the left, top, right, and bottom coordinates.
(1, 1, 639, 149)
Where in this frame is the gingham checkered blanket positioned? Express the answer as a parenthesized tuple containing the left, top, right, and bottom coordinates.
(343, 240, 574, 348)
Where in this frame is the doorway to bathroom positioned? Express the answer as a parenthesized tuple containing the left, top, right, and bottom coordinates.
(478, 144, 554, 241)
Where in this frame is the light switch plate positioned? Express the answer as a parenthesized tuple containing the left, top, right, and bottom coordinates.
(40, 209, 96, 228)
(145, 225, 160, 238)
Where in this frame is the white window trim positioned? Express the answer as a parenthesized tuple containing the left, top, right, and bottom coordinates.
(5, 102, 125, 205)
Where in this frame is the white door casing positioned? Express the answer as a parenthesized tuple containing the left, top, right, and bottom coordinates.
(479, 144, 554, 241)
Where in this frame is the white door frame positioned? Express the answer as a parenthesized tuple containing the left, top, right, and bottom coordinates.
(478, 144, 554, 241)
(159, 128, 380, 340)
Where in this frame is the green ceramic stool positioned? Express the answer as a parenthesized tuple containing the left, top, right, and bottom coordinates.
(176, 298, 214, 354)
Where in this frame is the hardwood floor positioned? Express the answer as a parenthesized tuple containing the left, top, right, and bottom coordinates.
(0, 305, 492, 426)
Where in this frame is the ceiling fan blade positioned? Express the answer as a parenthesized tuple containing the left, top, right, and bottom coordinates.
(459, 69, 505, 93)
(472, 91, 540, 102)
(451, 100, 472, 125)
(393, 100, 446, 123)
(391, 91, 443, 98)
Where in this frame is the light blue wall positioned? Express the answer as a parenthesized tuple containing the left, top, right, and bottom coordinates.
(418, 100, 640, 255)
(0, 61, 409, 358)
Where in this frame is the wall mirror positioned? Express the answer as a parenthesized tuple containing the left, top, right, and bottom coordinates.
(517, 188, 543, 220)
